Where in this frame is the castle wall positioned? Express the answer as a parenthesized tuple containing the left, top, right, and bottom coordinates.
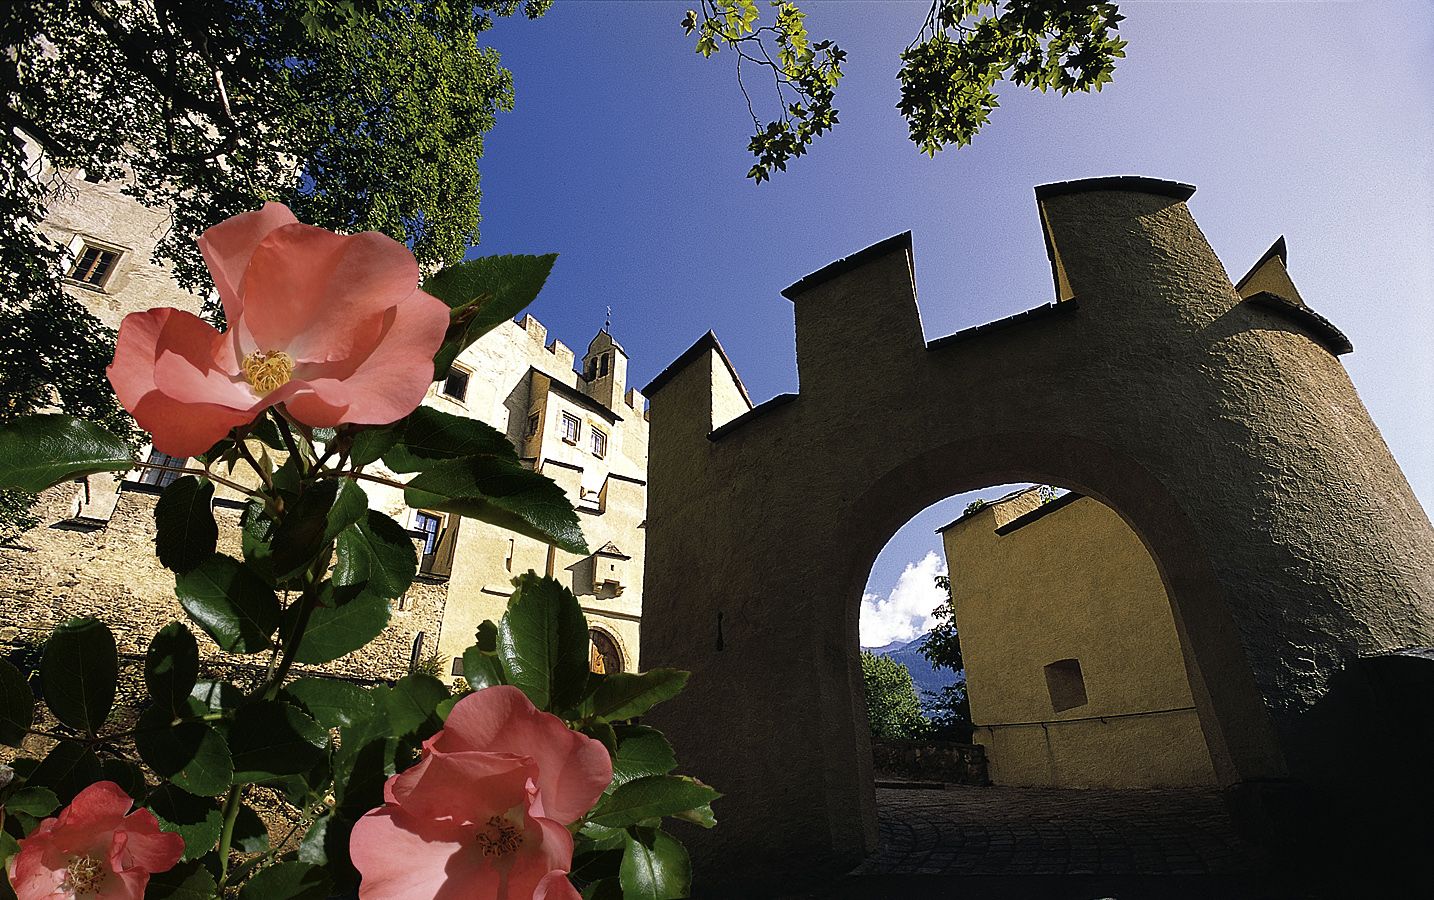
(641, 177, 1434, 889)
(941, 492, 1217, 788)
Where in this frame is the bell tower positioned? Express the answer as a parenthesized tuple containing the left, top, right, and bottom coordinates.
(582, 329, 628, 411)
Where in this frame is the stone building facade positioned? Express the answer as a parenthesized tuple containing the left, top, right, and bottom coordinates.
(2, 175, 648, 684)
(937, 487, 1217, 788)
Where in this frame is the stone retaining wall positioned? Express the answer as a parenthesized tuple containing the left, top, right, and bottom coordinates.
(872, 739, 990, 786)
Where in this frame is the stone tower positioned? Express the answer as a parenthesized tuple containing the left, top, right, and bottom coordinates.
(582, 329, 628, 410)
(640, 177, 1434, 891)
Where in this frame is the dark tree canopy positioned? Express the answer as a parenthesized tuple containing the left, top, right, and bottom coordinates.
(687, 0, 1125, 181)
(0, 0, 547, 535)
(861, 650, 930, 741)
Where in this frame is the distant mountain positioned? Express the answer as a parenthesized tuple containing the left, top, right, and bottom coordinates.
(865, 633, 958, 711)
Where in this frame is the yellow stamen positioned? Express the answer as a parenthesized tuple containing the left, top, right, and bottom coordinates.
(66, 854, 107, 894)
(474, 814, 524, 857)
(242, 350, 295, 394)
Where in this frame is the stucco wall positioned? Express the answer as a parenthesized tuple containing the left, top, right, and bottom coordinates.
(942, 491, 1216, 788)
(641, 178, 1434, 890)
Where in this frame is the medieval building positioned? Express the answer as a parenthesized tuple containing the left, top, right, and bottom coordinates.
(0, 174, 648, 683)
(937, 487, 1216, 788)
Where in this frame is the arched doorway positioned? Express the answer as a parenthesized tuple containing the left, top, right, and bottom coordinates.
(639, 178, 1434, 890)
(589, 626, 625, 675)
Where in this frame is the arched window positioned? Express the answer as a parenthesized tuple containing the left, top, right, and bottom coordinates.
(589, 628, 623, 675)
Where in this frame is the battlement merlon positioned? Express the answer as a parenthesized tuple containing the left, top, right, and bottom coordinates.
(642, 331, 751, 440)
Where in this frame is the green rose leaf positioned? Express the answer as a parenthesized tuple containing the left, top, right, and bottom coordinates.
(100, 757, 146, 800)
(497, 574, 590, 712)
(228, 701, 328, 783)
(284, 678, 376, 731)
(145, 622, 199, 715)
(348, 424, 401, 467)
(284, 584, 390, 665)
(240, 500, 277, 584)
(238, 861, 333, 900)
(5, 786, 58, 817)
(584, 670, 690, 723)
(581, 877, 626, 900)
(28, 741, 103, 804)
(611, 726, 677, 788)
(147, 783, 222, 861)
(233, 805, 271, 854)
(0, 414, 133, 492)
(619, 826, 692, 900)
(269, 481, 339, 580)
(404, 455, 587, 555)
(589, 776, 721, 830)
(334, 511, 416, 600)
(385, 674, 448, 737)
(189, 680, 242, 718)
(475, 619, 499, 652)
(425, 253, 558, 373)
(147, 861, 219, 900)
(41, 617, 117, 734)
(175, 555, 281, 654)
(460, 643, 504, 691)
(0, 658, 34, 747)
(135, 701, 234, 797)
(382, 405, 517, 473)
(153, 476, 218, 574)
(326, 479, 369, 542)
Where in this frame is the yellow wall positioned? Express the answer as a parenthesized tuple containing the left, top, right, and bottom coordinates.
(939, 491, 1216, 788)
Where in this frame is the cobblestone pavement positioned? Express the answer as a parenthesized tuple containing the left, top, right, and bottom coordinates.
(851, 784, 1269, 878)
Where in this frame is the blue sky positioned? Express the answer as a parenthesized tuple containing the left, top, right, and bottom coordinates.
(470, 1, 1433, 644)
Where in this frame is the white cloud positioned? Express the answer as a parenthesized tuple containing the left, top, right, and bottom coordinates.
(859, 551, 949, 648)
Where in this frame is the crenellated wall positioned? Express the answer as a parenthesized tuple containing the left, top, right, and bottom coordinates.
(640, 177, 1434, 891)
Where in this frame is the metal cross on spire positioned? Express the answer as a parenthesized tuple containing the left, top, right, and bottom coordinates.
(605, 305, 612, 331)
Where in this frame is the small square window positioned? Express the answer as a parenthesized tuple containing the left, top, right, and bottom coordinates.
(590, 427, 607, 459)
(451, 657, 465, 677)
(526, 412, 540, 437)
(415, 511, 442, 556)
(67, 244, 120, 287)
(440, 368, 470, 401)
(138, 449, 187, 488)
(560, 412, 581, 443)
(1044, 658, 1088, 713)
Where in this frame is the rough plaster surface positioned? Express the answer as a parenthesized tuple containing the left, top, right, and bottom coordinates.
(641, 179, 1434, 890)
(943, 492, 1216, 789)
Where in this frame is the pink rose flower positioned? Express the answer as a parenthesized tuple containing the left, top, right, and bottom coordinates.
(6, 781, 184, 900)
(107, 203, 451, 457)
(351, 685, 613, 900)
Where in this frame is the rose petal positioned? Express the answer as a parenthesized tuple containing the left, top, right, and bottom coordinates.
(285, 293, 448, 428)
(535, 870, 583, 900)
(434, 687, 613, 825)
(239, 224, 421, 358)
(384, 749, 536, 824)
(352, 809, 494, 900)
(197, 202, 298, 325)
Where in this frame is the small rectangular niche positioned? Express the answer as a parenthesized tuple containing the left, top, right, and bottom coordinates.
(1044, 658, 1088, 713)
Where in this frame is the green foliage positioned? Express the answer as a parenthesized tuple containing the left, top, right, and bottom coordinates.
(404, 450, 588, 555)
(154, 477, 218, 574)
(424, 254, 558, 373)
(899, 1, 1125, 155)
(861, 650, 930, 740)
(174, 555, 281, 654)
(683, 1, 845, 182)
(40, 618, 117, 736)
(498, 573, 592, 712)
(689, 0, 1124, 176)
(0, 659, 34, 747)
(333, 511, 417, 601)
(619, 826, 692, 900)
(920, 576, 972, 738)
(145, 623, 200, 716)
(0, 415, 134, 493)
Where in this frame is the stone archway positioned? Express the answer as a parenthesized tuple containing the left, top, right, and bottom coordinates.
(639, 178, 1434, 891)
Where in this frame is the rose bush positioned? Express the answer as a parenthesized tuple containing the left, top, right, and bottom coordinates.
(107, 203, 450, 457)
(351, 686, 613, 899)
(0, 206, 716, 899)
(7, 781, 183, 900)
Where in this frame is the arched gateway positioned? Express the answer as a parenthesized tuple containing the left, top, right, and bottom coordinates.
(640, 178, 1434, 890)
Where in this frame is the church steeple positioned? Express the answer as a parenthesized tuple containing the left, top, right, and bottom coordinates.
(582, 329, 628, 411)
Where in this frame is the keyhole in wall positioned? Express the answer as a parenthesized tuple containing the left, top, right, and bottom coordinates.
(716, 612, 724, 651)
